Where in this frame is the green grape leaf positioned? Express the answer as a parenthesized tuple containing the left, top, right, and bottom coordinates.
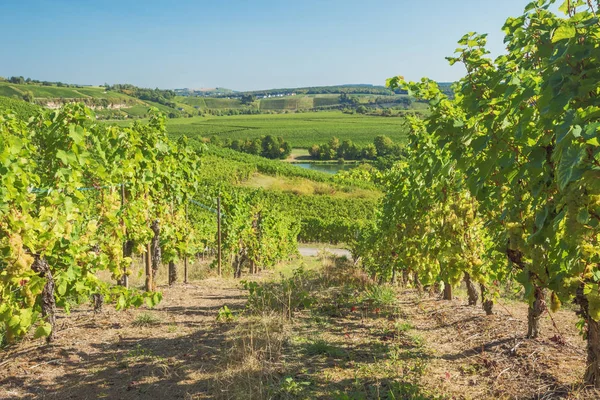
(34, 322, 52, 339)
(552, 25, 576, 42)
(557, 145, 586, 190)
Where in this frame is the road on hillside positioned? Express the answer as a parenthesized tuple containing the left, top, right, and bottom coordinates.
(298, 246, 351, 258)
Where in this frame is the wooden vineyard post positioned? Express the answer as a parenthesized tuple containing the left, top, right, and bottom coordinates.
(145, 243, 152, 292)
(217, 195, 222, 277)
(184, 255, 188, 284)
(184, 203, 188, 284)
(121, 183, 129, 289)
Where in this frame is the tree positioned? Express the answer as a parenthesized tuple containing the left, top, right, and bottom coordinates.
(230, 139, 242, 151)
(339, 93, 359, 105)
(9, 76, 25, 85)
(361, 144, 377, 160)
(329, 136, 340, 152)
(318, 144, 334, 160)
(356, 105, 368, 114)
(261, 135, 280, 159)
(244, 139, 262, 155)
(348, 143, 362, 160)
(22, 91, 34, 103)
(280, 140, 292, 159)
(241, 94, 255, 105)
(373, 135, 393, 157)
(338, 139, 353, 159)
(309, 144, 321, 159)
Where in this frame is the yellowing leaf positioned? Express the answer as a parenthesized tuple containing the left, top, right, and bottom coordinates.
(550, 292, 562, 312)
(588, 290, 600, 321)
(552, 25, 576, 42)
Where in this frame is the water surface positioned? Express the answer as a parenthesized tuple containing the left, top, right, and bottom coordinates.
(293, 163, 355, 174)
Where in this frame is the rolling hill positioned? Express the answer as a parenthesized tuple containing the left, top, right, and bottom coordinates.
(0, 79, 432, 120)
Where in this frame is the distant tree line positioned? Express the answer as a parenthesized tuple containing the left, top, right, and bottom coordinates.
(436, 82, 454, 97)
(208, 135, 292, 159)
(309, 135, 403, 161)
(2, 76, 86, 88)
(338, 94, 413, 110)
(204, 83, 456, 99)
(106, 84, 178, 108)
(213, 84, 397, 99)
(202, 108, 263, 116)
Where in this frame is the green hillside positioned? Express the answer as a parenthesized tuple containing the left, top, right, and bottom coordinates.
(0, 82, 131, 100)
(0, 81, 195, 119)
(0, 85, 23, 97)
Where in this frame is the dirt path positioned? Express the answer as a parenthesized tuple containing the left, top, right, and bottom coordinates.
(0, 269, 597, 399)
(298, 246, 351, 258)
(0, 278, 249, 400)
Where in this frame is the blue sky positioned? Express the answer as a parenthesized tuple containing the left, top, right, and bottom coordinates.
(1, 0, 535, 91)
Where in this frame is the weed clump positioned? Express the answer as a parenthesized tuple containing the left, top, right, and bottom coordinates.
(132, 312, 161, 327)
(362, 284, 397, 308)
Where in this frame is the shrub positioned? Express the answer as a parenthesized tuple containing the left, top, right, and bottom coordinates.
(241, 267, 316, 319)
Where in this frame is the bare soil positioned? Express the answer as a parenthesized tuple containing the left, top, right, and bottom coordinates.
(0, 270, 598, 400)
(399, 290, 593, 399)
(0, 278, 247, 400)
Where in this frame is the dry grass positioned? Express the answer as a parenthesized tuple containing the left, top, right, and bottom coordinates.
(212, 313, 290, 399)
(242, 173, 379, 200)
(318, 250, 370, 289)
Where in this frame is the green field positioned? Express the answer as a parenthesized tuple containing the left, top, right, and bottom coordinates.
(165, 111, 409, 147)
(259, 96, 315, 110)
(313, 96, 340, 107)
(203, 98, 244, 109)
(70, 87, 135, 101)
(174, 96, 206, 108)
(176, 96, 244, 109)
(122, 104, 152, 117)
